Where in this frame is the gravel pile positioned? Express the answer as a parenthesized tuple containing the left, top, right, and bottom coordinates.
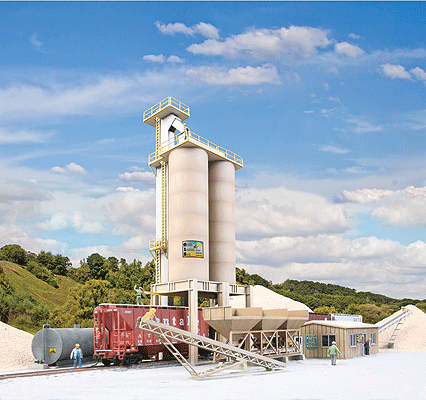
(229, 285, 313, 311)
(0, 322, 34, 372)
(378, 305, 426, 351)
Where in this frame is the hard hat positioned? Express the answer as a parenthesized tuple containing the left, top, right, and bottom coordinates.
(76, 343, 80, 347)
(332, 341, 336, 345)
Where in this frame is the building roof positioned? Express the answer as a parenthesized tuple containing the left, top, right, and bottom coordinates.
(303, 320, 378, 329)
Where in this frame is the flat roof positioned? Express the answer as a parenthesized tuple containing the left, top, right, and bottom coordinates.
(303, 320, 378, 329)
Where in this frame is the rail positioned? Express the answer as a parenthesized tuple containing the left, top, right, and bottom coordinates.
(148, 130, 243, 168)
(136, 309, 286, 379)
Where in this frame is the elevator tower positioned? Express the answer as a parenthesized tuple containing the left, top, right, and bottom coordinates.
(144, 97, 243, 288)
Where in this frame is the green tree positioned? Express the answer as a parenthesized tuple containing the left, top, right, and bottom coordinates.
(86, 253, 108, 280)
(358, 304, 393, 324)
(0, 265, 12, 294)
(313, 306, 337, 314)
(0, 244, 27, 265)
(345, 303, 361, 315)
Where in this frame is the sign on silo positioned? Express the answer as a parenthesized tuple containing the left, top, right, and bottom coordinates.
(182, 240, 204, 258)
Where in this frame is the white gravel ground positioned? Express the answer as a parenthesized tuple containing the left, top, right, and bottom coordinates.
(1, 350, 425, 400)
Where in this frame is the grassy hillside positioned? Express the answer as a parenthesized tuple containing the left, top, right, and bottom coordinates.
(0, 260, 78, 309)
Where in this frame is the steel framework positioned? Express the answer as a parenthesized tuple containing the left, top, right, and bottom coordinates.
(229, 329, 302, 357)
(136, 313, 286, 379)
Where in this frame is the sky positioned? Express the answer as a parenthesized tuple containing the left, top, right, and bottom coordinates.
(1, 2, 426, 300)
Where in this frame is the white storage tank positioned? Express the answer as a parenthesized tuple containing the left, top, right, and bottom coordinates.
(168, 147, 209, 281)
(209, 160, 236, 284)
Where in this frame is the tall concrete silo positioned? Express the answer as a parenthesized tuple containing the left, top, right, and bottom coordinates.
(143, 97, 243, 289)
(168, 147, 209, 281)
(209, 160, 236, 284)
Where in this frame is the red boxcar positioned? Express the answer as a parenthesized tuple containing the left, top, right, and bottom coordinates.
(94, 304, 210, 365)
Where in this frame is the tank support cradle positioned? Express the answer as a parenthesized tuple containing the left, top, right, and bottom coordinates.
(136, 309, 286, 379)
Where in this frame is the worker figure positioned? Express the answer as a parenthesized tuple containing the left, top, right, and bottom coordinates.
(327, 341, 341, 366)
(183, 123, 190, 138)
(364, 338, 370, 355)
(70, 343, 83, 368)
(134, 285, 143, 305)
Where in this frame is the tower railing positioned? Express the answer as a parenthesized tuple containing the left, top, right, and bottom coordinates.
(143, 97, 190, 123)
(148, 130, 243, 168)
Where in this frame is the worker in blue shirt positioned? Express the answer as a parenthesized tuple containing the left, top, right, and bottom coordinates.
(70, 343, 83, 368)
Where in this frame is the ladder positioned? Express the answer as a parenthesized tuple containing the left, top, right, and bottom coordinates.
(136, 311, 287, 379)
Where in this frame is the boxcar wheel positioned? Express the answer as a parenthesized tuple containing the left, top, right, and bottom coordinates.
(121, 355, 131, 366)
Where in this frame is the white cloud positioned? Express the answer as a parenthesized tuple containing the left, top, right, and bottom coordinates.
(118, 171, 155, 184)
(236, 233, 426, 298)
(116, 187, 140, 192)
(371, 186, 426, 228)
(34, 211, 105, 233)
(236, 186, 350, 239)
(50, 163, 87, 176)
(335, 42, 365, 57)
(104, 189, 156, 236)
(380, 64, 412, 80)
(167, 55, 184, 63)
(344, 117, 384, 134)
(187, 26, 332, 60)
(0, 72, 169, 121)
(30, 33, 42, 50)
(319, 145, 349, 154)
(155, 21, 220, 39)
(337, 188, 394, 203)
(0, 127, 53, 144)
(186, 64, 281, 86)
(349, 33, 361, 39)
(129, 166, 145, 172)
(410, 67, 426, 81)
(0, 180, 51, 223)
(143, 54, 166, 63)
(0, 225, 66, 255)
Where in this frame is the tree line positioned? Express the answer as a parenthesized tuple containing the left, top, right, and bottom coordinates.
(1, 244, 425, 333)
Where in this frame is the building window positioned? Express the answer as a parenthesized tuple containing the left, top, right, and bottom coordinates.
(321, 334, 336, 348)
(370, 333, 376, 345)
(350, 334, 357, 347)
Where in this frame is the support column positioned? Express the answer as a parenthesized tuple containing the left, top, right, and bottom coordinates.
(188, 279, 198, 365)
(217, 282, 229, 307)
(245, 285, 253, 308)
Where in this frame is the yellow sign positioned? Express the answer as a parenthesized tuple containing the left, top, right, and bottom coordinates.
(50, 348, 56, 353)
(182, 240, 204, 258)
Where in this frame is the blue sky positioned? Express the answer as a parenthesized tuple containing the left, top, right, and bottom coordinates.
(1, 2, 426, 299)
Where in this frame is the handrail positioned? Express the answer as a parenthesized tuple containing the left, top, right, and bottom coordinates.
(377, 308, 411, 332)
(143, 97, 189, 122)
(148, 130, 243, 167)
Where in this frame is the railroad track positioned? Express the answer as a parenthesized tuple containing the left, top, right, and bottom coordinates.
(0, 359, 184, 381)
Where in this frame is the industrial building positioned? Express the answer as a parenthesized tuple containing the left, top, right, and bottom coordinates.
(301, 320, 379, 359)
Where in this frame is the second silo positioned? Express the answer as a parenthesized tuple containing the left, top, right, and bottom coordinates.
(168, 147, 209, 281)
(209, 160, 236, 284)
